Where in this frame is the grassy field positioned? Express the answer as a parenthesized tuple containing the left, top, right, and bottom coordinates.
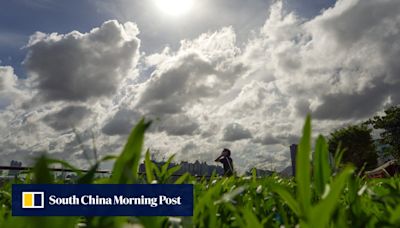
(1, 117, 400, 227)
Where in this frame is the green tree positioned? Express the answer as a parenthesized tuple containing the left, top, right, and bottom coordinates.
(367, 106, 400, 160)
(328, 124, 377, 170)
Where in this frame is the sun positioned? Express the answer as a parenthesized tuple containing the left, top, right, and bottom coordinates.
(154, 0, 194, 17)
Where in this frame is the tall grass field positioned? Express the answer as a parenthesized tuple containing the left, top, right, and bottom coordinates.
(1, 117, 400, 227)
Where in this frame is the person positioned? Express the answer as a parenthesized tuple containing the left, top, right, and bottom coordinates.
(215, 148, 234, 177)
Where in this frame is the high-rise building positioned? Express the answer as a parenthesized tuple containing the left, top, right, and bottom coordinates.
(290, 144, 298, 176)
(8, 160, 22, 177)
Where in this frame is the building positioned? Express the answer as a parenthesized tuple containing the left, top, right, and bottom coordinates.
(290, 144, 297, 177)
(8, 160, 22, 177)
(138, 160, 224, 177)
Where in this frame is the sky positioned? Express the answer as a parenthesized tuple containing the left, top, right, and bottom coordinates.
(1, 0, 399, 173)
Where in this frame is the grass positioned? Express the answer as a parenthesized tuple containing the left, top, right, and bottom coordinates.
(1, 116, 400, 227)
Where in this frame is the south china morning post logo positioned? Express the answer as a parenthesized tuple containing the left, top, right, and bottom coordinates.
(22, 192, 44, 209)
(12, 184, 193, 216)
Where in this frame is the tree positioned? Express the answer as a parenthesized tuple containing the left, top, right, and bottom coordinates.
(328, 124, 377, 170)
(367, 106, 400, 160)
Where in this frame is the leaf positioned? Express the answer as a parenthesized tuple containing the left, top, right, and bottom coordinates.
(270, 184, 301, 216)
(310, 166, 354, 227)
(174, 173, 190, 184)
(313, 135, 331, 197)
(46, 158, 83, 176)
(137, 216, 167, 228)
(77, 163, 99, 184)
(32, 155, 54, 184)
(252, 168, 257, 182)
(110, 118, 151, 184)
(161, 154, 176, 175)
(165, 165, 181, 179)
(296, 115, 312, 217)
(144, 149, 155, 183)
(24, 172, 31, 184)
(390, 205, 400, 224)
(99, 155, 119, 162)
(76, 153, 117, 184)
(242, 207, 263, 228)
(333, 142, 346, 170)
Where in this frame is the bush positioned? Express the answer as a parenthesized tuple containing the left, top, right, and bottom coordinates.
(328, 124, 378, 171)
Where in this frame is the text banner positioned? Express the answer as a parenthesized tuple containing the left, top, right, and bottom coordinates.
(12, 184, 193, 216)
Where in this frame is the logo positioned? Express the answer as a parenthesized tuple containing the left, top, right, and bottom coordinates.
(13, 184, 193, 216)
(22, 192, 44, 209)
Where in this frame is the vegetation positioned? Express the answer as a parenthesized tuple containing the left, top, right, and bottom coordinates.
(328, 124, 378, 171)
(367, 105, 400, 160)
(0, 117, 400, 227)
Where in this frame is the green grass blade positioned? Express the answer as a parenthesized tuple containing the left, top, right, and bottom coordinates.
(270, 184, 301, 216)
(390, 205, 400, 224)
(110, 118, 151, 184)
(313, 135, 331, 197)
(165, 165, 181, 178)
(161, 154, 176, 174)
(242, 207, 263, 228)
(46, 158, 83, 176)
(296, 115, 312, 217)
(32, 155, 54, 184)
(333, 142, 346, 170)
(77, 163, 99, 184)
(174, 173, 190, 184)
(144, 149, 155, 183)
(310, 166, 354, 227)
(98, 155, 119, 162)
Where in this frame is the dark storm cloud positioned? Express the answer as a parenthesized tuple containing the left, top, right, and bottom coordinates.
(223, 123, 252, 141)
(295, 0, 400, 120)
(24, 20, 140, 102)
(158, 114, 199, 136)
(138, 53, 218, 115)
(42, 105, 91, 131)
(313, 79, 397, 120)
(254, 133, 300, 146)
(295, 99, 311, 117)
(318, 0, 400, 49)
(102, 108, 140, 136)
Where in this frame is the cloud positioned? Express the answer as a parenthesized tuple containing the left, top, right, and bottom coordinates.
(0, 20, 142, 167)
(24, 20, 140, 102)
(0, 66, 17, 91)
(105, 0, 400, 172)
(102, 108, 140, 136)
(313, 80, 394, 120)
(223, 123, 252, 141)
(157, 114, 199, 136)
(137, 27, 245, 116)
(305, 0, 400, 119)
(42, 105, 92, 131)
(2, 0, 400, 173)
(0, 66, 26, 109)
(253, 134, 281, 145)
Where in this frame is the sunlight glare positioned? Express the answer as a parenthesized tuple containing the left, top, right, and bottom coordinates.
(154, 0, 194, 17)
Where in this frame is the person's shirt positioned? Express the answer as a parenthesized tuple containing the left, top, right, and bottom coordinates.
(219, 156, 234, 176)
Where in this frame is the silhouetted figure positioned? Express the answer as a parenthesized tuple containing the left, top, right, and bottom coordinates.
(215, 148, 234, 177)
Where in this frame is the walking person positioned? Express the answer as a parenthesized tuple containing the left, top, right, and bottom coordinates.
(215, 148, 234, 177)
